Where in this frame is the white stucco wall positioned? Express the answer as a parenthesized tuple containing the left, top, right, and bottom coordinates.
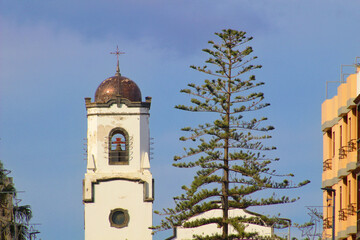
(84, 180, 153, 240)
(86, 103, 150, 173)
(84, 101, 153, 240)
(175, 209, 272, 240)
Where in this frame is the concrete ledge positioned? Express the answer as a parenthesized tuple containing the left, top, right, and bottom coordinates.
(338, 106, 349, 117)
(322, 177, 339, 188)
(338, 168, 348, 179)
(337, 229, 347, 239)
(324, 162, 357, 188)
(345, 225, 356, 235)
(322, 117, 341, 132)
(347, 98, 355, 109)
(346, 161, 357, 173)
(336, 225, 356, 239)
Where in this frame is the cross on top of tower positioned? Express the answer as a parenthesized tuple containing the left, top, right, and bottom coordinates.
(110, 46, 125, 76)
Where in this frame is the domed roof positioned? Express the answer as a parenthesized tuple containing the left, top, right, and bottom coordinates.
(94, 75, 142, 103)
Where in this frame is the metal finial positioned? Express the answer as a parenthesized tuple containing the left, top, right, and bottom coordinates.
(110, 46, 125, 76)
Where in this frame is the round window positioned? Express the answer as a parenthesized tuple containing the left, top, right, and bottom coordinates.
(109, 208, 129, 228)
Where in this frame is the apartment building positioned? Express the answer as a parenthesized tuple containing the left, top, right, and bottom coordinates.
(322, 64, 360, 240)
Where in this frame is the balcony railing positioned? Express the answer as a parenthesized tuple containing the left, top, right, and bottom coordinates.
(323, 217, 333, 229)
(339, 146, 347, 159)
(346, 203, 356, 215)
(339, 139, 357, 160)
(339, 208, 347, 221)
(347, 139, 357, 152)
(323, 159, 332, 171)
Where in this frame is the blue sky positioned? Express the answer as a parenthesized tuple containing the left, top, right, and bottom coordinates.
(1, 0, 360, 239)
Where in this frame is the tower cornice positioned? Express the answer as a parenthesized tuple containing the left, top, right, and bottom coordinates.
(85, 96, 151, 109)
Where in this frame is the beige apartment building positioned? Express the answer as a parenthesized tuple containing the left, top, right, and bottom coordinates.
(322, 64, 360, 240)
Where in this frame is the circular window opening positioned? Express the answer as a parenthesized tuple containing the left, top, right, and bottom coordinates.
(109, 208, 129, 228)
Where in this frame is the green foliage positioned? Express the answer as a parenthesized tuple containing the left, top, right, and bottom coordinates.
(153, 29, 309, 239)
(0, 160, 35, 240)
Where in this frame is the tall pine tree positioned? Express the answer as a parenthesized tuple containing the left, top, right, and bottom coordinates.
(154, 29, 309, 240)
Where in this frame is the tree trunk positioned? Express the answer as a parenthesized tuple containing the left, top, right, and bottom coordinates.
(222, 58, 232, 240)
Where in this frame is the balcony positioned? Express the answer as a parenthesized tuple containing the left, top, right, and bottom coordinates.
(347, 139, 357, 152)
(339, 139, 357, 160)
(323, 159, 332, 171)
(323, 217, 333, 229)
(346, 203, 356, 216)
(339, 146, 347, 159)
(339, 208, 347, 221)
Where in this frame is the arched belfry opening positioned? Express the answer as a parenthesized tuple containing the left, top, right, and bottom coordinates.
(109, 128, 129, 164)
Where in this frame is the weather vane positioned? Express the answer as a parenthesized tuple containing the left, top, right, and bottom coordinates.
(110, 45, 125, 76)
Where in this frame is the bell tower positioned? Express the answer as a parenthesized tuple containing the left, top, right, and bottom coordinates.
(83, 49, 153, 240)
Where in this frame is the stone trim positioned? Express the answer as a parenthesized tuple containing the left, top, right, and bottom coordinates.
(87, 112, 150, 117)
(83, 173, 153, 203)
(85, 96, 151, 109)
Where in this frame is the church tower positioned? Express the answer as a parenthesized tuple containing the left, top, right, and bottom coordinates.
(83, 49, 153, 240)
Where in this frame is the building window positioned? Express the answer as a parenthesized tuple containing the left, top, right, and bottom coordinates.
(109, 128, 129, 165)
(340, 186, 343, 210)
(340, 125, 342, 148)
(349, 180, 351, 205)
(109, 208, 129, 228)
(327, 131, 332, 159)
(349, 117, 351, 140)
(357, 176, 360, 210)
(332, 131, 335, 157)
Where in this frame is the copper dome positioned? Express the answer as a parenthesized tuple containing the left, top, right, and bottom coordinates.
(94, 75, 142, 103)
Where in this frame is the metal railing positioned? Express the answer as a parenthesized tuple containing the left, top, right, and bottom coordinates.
(323, 217, 333, 229)
(339, 209, 347, 221)
(339, 147, 347, 159)
(346, 203, 356, 216)
(323, 159, 332, 171)
(347, 139, 357, 152)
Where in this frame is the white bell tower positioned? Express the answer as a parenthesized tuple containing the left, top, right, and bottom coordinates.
(83, 49, 153, 240)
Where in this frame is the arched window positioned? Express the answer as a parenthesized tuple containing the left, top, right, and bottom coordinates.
(109, 128, 129, 165)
